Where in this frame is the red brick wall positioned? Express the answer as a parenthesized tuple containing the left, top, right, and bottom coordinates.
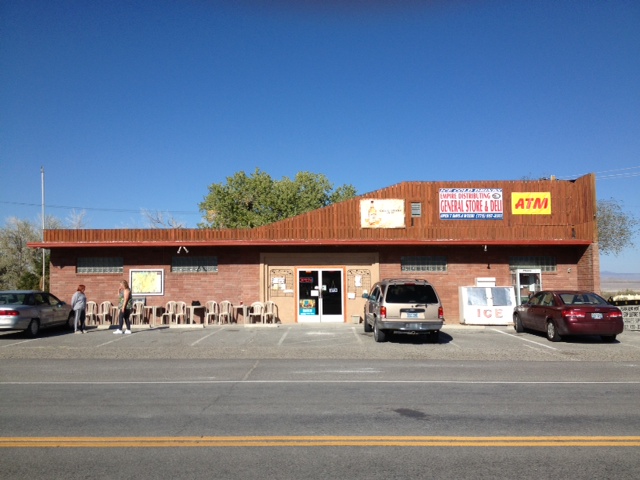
(50, 244, 589, 325)
(50, 247, 260, 309)
(378, 246, 584, 324)
(577, 243, 600, 294)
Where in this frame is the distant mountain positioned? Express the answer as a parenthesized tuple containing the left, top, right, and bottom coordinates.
(601, 271, 640, 281)
(600, 271, 640, 293)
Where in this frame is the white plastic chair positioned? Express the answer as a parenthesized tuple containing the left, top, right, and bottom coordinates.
(130, 301, 145, 325)
(249, 302, 265, 324)
(85, 301, 98, 326)
(110, 305, 120, 325)
(218, 301, 233, 324)
(263, 301, 278, 324)
(161, 301, 177, 325)
(96, 301, 113, 325)
(205, 301, 219, 325)
(174, 301, 187, 324)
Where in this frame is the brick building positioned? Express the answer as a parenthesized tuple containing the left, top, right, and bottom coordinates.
(30, 174, 600, 326)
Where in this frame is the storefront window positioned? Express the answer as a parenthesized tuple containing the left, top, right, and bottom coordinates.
(77, 257, 123, 274)
(509, 256, 556, 272)
(171, 256, 218, 273)
(401, 256, 447, 272)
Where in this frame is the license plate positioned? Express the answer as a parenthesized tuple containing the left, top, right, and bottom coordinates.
(406, 312, 419, 318)
(591, 313, 603, 319)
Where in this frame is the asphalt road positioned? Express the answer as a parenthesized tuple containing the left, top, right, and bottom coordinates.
(2, 322, 640, 361)
(1, 324, 639, 479)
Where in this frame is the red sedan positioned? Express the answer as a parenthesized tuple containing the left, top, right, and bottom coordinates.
(513, 290, 624, 342)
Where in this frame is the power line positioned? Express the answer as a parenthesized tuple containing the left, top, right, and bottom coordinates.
(555, 165, 640, 181)
(3, 166, 639, 215)
(0, 201, 200, 216)
(590, 165, 640, 176)
(596, 172, 640, 180)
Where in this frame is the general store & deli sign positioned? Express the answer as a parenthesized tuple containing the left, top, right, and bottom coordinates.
(439, 188, 504, 220)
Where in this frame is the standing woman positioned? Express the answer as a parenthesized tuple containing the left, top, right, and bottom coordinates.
(114, 280, 133, 335)
(71, 284, 87, 334)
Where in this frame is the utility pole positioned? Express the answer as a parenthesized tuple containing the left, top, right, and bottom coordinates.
(41, 166, 46, 291)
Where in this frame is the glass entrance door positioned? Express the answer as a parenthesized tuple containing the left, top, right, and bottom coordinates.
(297, 269, 344, 323)
(512, 268, 542, 305)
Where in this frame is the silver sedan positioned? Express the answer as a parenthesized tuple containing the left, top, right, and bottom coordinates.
(0, 290, 74, 337)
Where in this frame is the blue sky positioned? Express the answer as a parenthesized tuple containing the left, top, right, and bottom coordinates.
(1, 0, 639, 273)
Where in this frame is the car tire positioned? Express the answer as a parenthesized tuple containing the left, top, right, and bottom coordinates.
(363, 315, 373, 333)
(65, 312, 75, 331)
(513, 314, 524, 333)
(373, 320, 387, 343)
(601, 335, 617, 343)
(546, 320, 561, 342)
(26, 319, 40, 338)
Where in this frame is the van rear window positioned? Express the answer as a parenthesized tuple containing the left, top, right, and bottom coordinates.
(386, 285, 438, 304)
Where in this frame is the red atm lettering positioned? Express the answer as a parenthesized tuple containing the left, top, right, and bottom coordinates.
(514, 198, 549, 210)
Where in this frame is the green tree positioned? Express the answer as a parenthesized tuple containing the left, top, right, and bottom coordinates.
(199, 169, 357, 229)
(0, 216, 64, 291)
(597, 198, 639, 256)
(0, 218, 43, 290)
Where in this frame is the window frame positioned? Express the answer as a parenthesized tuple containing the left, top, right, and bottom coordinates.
(509, 256, 557, 273)
(400, 256, 448, 273)
(77, 257, 124, 274)
(171, 256, 218, 273)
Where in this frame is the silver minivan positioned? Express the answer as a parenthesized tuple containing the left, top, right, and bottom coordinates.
(362, 278, 444, 343)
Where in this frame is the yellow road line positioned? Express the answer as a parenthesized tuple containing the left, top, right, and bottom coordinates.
(1, 436, 640, 448)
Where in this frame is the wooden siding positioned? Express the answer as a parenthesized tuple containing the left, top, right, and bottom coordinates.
(41, 175, 596, 245)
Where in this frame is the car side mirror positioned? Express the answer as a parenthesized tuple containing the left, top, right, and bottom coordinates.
(362, 293, 369, 299)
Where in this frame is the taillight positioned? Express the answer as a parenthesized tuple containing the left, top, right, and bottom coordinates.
(380, 306, 387, 319)
(562, 309, 586, 320)
(0, 310, 19, 316)
(438, 306, 444, 319)
(609, 310, 623, 320)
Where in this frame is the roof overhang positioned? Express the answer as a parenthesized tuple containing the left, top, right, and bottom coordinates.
(28, 239, 593, 249)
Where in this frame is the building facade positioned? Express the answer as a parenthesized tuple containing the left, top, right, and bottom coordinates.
(31, 175, 600, 326)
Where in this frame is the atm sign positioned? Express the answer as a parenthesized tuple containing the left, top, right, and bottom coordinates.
(512, 192, 551, 215)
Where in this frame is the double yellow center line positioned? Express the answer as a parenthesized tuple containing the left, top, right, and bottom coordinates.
(2, 436, 640, 448)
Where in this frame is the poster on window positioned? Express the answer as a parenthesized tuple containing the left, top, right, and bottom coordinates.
(299, 299, 317, 315)
(439, 188, 503, 220)
(360, 199, 405, 228)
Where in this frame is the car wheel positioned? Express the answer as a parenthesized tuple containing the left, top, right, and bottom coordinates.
(26, 319, 40, 338)
(65, 312, 75, 330)
(373, 320, 387, 343)
(601, 335, 617, 343)
(546, 320, 561, 342)
(363, 315, 373, 333)
(513, 314, 524, 333)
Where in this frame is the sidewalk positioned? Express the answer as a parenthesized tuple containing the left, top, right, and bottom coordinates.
(95, 321, 499, 331)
